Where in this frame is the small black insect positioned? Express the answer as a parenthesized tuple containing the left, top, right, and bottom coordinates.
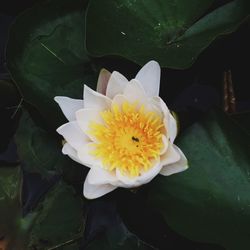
(132, 136, 139, 142)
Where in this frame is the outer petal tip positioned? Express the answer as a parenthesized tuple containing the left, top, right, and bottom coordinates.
(83, 177, 117, 199)
(54, 96, 83, 121)
(106, 71, 128, 99)
(96, 68, 111, 95)
(135, 60, 161, 97)
(160, 145, 188, 176)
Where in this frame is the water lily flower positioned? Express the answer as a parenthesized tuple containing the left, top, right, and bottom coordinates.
(55, 61, 188, 199)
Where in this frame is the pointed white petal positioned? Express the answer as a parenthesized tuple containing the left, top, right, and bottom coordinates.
(96, 68, 111, 95)
(77, 142, 102, 168)
(123, 79, 147, 103)
(83, 85, 111, 110)
(161, 144, 180, 166)
(87, 166, 118, 185)
(62, 143, 83, 165)
(56, 121, 89, 151)
(160, 145, 188, 176)
(116, 158, 162, 188)
(54, 96, 83, 121)
(106, 71, 128, 99)
(83, 175, 117, 199)
(76, 108, 103, 141)
(135, 60, 161, 97)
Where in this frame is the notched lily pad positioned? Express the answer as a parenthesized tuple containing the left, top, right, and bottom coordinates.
(7, 0, 97, 129)
(86, 0, 249, 69)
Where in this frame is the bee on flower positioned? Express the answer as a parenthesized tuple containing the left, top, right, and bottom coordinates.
(55, 61, 188, 199)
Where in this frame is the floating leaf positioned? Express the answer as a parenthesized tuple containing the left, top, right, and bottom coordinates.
(86, 0, 249, 69)
(0, 165, 22, 243)
(7, 0, 97, 129)
(149, 110, 250, 250)
(15, 111, 86, 182)
(27, 181, 84, 250)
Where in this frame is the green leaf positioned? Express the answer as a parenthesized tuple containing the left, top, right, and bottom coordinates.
(7, 0, 97, 129)
(0, 154, 85, 250)
(58, 243, 80, 250)
(0, 80, 21, 152)
(149, 110, 250, 250)
(86, 0, 249, 69)
(15, 111, 86, 182)
(86, 222, 155, 250)
(0, 165, 22, 241)
(26, 181, 84, 250)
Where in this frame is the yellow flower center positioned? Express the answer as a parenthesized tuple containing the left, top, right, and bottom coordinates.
(88, 101, 164, 177)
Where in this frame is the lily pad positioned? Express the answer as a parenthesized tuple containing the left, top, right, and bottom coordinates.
(7, 0, 97, 129)
(15, 111, 86, 182)
(0, 165, 22, 246)
(0, 164, 85, 250)
(0, 80, 21, 152)
(27, 181, 84, 250)
(86, 0, 249, 69)
(149, 110, 250, 250)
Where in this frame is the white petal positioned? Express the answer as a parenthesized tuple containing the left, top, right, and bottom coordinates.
(160, 135, 169, 155)
(83, 175, 117, 199)
(112, 94, 129, 107)
(56, 121, 89, 151)
(123, 79, 147, 103)
(87, 166, 118, 185)
(168, 113, 178, 143)
(54, 96, 83, 121)
(83, 85, 111, 110)
(76, 108, 103, 141)
(159, 98, 177, 143)
(77, 142, 102, 168)
(116, 158, 162, 188)
(135, 60, 161, 97)
(161, 144, 180, 166)
(106, 71, 128, 99)
(147, 97, 164, 117)
(160, 145, 188, 176)
(62, 143, 83, 165)
(96, 68, 111, 95)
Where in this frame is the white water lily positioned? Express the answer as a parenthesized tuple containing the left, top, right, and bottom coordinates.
(55, 61, 188, 199)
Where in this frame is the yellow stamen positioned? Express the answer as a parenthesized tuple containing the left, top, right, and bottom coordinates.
(88, 101, 164, 177)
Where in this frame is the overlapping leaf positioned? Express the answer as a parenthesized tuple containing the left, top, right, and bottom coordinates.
(15, 111, 86, 183)
(86, 0, 249, 69)
(7, 0, 97, 129)
(149, 111, 250, 250)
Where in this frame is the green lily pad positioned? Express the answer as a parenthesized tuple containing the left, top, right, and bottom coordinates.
(0, 80, 21, 152)
(15, 111, 86, 182)
(86, 0, 249, 69)
(7, 0, 97, 129)
(0, 165, 22, 245)
(149, 110, 250, 250)
(27, 181, 84, 250)
(0, 165, 84, 250)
